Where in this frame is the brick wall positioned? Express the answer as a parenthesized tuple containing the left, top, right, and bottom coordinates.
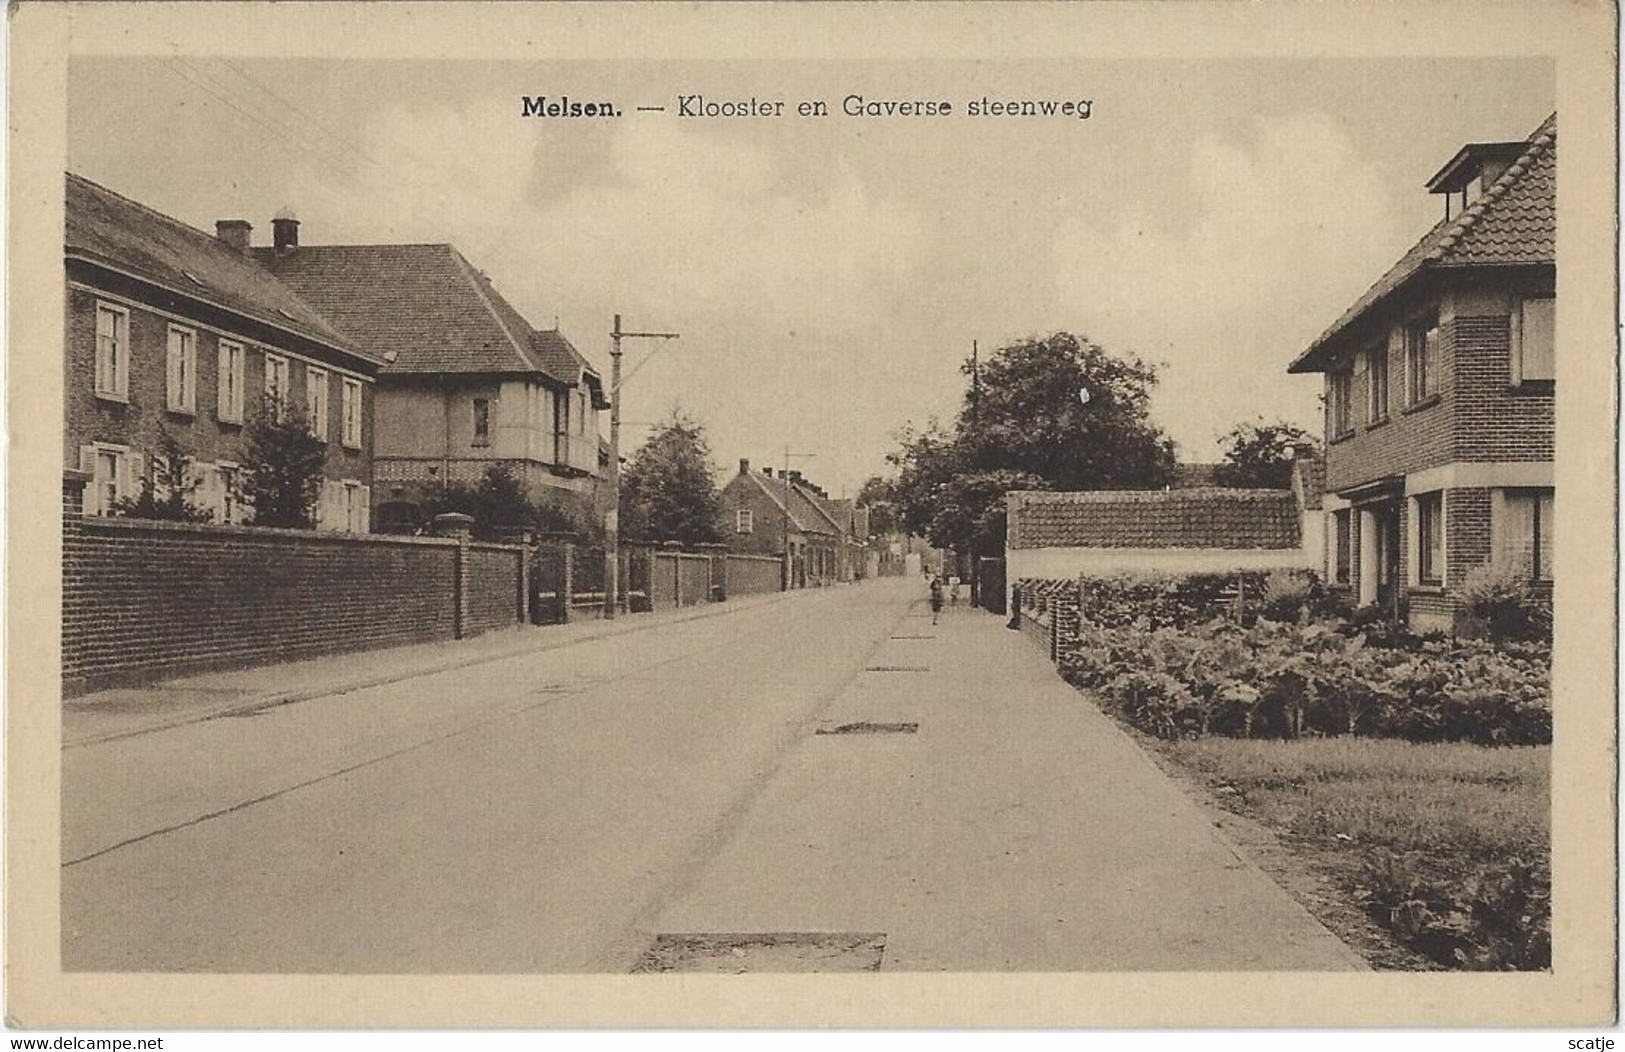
(725, 553, 783, 597)
(651, 550, 712, 608)
(1451, 315, 1555, 462)
(63, 475, 522, 693)
(66, 281, 372, 488)
(465, 543, 525, 636)
(1324, 315, 1455, 493)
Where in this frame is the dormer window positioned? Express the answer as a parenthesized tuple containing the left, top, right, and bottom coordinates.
(1426, 140, 1524, 221)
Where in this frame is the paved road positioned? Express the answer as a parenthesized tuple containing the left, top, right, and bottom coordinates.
(62, 577, 1361, 972)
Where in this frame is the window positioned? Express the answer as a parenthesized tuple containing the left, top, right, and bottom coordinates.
(265, 354, 290, 419)
(1497, 488, 1554, 583)
(1329, 368, 1353, 437)
(306, 367, 329, 441)
(1366, 343, 1389, 423)
(1404, 312, 1440, 405)
(577, 390, 588, 435)
(553, 389, 569, 462)
(166, 325, 197, 413)
(1512, 296, 1555, 383)
(94, 302, 129, 400)
(216, 463, 240, 524)
(1415, 492, 1444, 586)
(1332, 509, 1352, 584)
(79, 443, 134, 516)
(341, 378, 363, 448)
(343, 481, 369, 534)
(472, 398, 491, 446)
(217, 341, 245, 423)
(736, 509, 754, 534)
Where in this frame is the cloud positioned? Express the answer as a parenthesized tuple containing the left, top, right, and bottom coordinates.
(1053, 111, 1411, 455)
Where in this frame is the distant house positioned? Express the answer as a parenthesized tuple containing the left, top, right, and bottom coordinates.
(1286, 113, 1555, 631)
(1005, 486, 1318, 607)
(64, 174, 385, 532)
(720, 459, 843, 587)
(250, 228, 609, 532)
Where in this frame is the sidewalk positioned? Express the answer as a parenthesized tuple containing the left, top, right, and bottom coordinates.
(648, 599, 1367, 971)
(63, 586, 807, 748)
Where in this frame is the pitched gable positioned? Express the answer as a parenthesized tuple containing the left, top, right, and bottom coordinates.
(253, 243, 573, 380)
(1289, 113, 1555, 374)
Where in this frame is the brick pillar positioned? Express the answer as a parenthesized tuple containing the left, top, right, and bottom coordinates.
(662, 540, 684, 606)
(695, 542, 728, 602)
(516, 529, 534, 625)
(62, 470, 91, 694)
(432, 512, 475, 638)
(560, 541, 574, 623)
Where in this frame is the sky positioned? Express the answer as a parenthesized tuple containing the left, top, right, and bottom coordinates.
(67, 57, 1553, 496)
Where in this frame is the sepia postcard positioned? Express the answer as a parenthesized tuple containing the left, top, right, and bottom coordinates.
(5, 0, 1617, 1031)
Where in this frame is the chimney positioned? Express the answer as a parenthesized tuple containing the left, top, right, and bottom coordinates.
(739, 458, 751, 476)
(271, 207, 300, 251)
(215, 219, 252, 252)
(788, 470, 802, 485)
(763, 467, 773, 478)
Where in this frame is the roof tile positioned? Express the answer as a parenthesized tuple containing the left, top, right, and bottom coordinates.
(65, 174, 366, 360)
(1008, 488, 1303, 551)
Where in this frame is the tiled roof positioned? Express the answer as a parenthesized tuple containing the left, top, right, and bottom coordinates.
(1172, 463, 1225, 488)
(1007, 488, 1303, 551)
(64, 173, 368, 362)
(1292, 457, 1325, 511)
(1289, 113, 1555, 374)
(740, 472, 842, 535)
(253, 243, 588, 383)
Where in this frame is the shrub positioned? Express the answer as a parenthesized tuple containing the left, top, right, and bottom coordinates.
(1360, 849, 1550, 970)
(243, 396, 327, 529)
(110, 428, 214, 524)
(1063, 610, 1550, 746)
(1457, 558, 1553, 643)
(1259, 569, 1315, 624)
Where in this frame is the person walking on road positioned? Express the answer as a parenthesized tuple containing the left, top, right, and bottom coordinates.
(929, 575, 944, 625)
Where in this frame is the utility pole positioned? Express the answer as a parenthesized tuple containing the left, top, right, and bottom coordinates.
(779, 445, 817, 591)
(605, 313, 679, 620)
(971, 338, 980, 425)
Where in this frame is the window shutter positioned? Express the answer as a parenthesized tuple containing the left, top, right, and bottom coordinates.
(120, 452, 142, 502)
(358, 485, 371, 534)
(166, 331, 182, 409)
(1520, 299, 1556, 381)
(78, 445, 99, 514)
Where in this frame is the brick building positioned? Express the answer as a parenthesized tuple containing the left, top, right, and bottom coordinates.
(1287, 113, 1555, 631)
(251, 233, 609, 532)
(720, 459, 843, 587)
(65, 175, 384, 532)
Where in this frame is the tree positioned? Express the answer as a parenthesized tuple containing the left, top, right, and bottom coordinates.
(1215, 418, 1321, 489)
(111, 427, 214, 523)
(955, 332, 1175, 490)
(856, 475, 901, 537)
(888, 332, 1176, 555)
(243, 396, 327, 528)
(618, 411, 725, 546)
(425, 464, 591, 541)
